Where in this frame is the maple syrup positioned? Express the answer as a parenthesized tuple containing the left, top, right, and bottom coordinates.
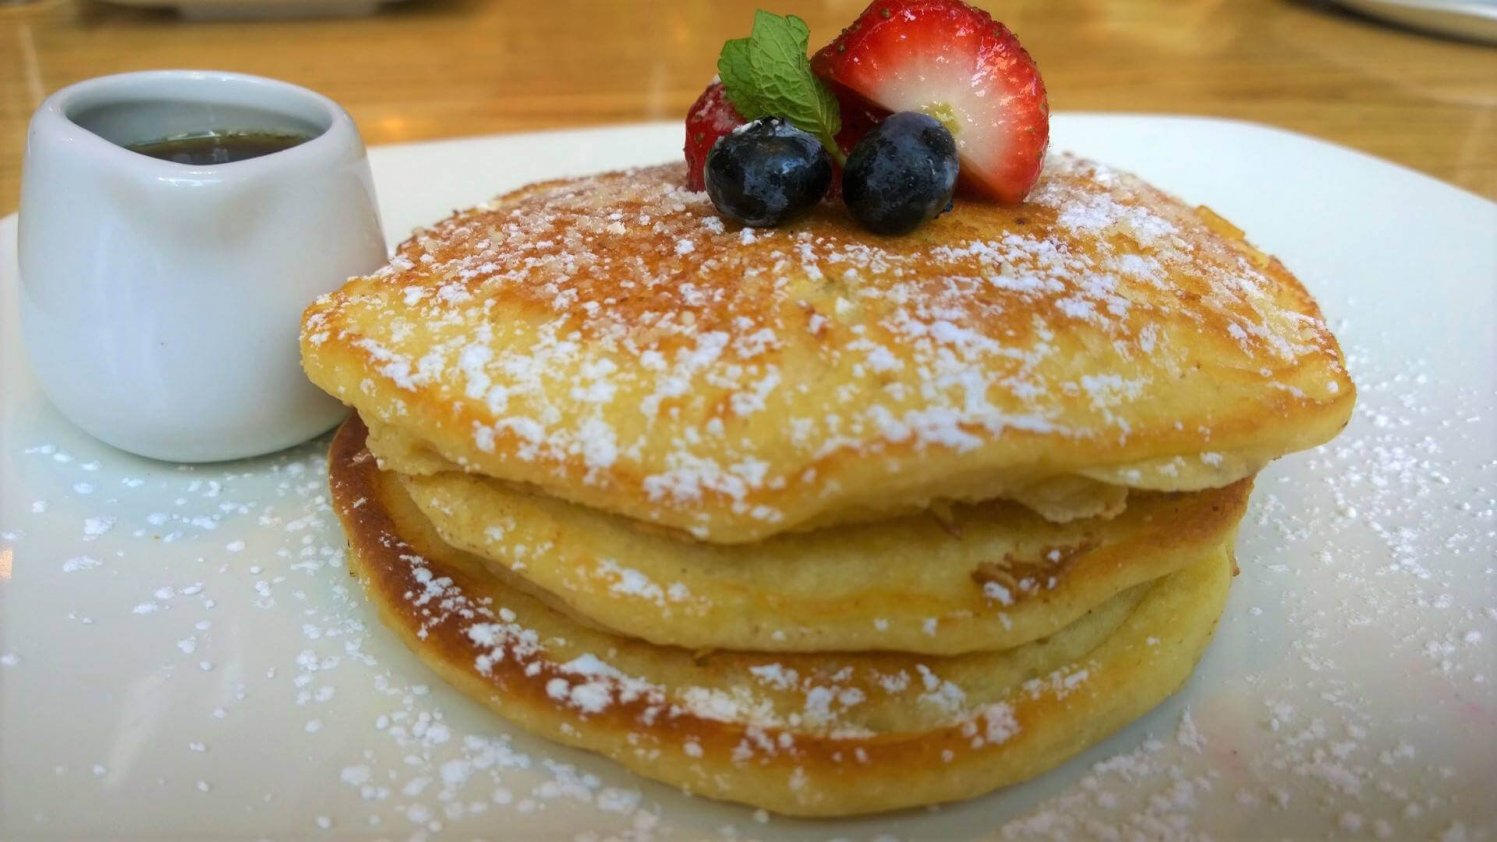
(126, 131, 310, 165)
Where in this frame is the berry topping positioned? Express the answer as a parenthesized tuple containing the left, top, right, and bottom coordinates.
(716, 11, 845, 165)
(705, 117, 833, 228)
(811, 0, 1050, 205)
(842, 111, 959, 236)
(685, 81, 746, 192)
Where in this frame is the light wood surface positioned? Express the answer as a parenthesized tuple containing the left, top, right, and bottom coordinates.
(2, 0, 1494, 214)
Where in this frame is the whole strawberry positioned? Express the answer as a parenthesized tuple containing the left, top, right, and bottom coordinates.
(812, 0, 1050, 204)
(684, 81, 746, 192)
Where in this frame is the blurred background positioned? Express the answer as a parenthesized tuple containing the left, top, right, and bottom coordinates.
(1, 0, 1494, 211)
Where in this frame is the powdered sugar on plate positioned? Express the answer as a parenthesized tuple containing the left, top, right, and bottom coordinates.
(1, 328, 1490, 841)
(3, 119, 1494, 838)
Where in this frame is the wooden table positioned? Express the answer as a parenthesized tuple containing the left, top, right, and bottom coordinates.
(2, 0, 1494, 214)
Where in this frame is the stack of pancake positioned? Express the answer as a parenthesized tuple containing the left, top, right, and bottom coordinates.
(301, 156, 1354, 816)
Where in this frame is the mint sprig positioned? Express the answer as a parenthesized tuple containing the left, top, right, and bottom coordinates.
(717, 11, 845, 165)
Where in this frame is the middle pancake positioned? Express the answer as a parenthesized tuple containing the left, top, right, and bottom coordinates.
(399, 466, 1250, 655)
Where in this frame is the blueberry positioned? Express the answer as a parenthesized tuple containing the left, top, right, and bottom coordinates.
(842, 112, 960, 236)
(705, 117, 832, 228)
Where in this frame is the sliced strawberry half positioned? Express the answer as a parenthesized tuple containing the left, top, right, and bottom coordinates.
(811, 0, 1049, 204)
(684, 80, 745, 191)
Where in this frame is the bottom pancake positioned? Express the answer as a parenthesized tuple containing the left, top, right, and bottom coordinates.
(330, 417, 1234, 817)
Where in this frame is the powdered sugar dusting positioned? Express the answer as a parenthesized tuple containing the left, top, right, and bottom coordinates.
(6, 335, 1473, 837)
(4, 148, 1490, 839)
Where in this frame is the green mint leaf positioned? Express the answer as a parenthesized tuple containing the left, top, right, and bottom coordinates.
(717, 38, 766, 119)
(715, 10, 844, 164)
(750, 10, 810, 78)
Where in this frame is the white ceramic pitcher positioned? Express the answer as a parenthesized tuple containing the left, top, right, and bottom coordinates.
(19, 70, 384, 462)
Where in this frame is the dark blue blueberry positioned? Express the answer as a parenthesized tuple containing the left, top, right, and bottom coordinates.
(842, 112, 960, 236)
(705, 117, 833, 228)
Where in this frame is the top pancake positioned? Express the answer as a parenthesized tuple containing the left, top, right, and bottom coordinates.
(301, 156, 1354, 543)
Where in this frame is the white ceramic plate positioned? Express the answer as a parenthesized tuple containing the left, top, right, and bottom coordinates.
(1335, 0, 1497, 43)
(2, 116, 1494, 841)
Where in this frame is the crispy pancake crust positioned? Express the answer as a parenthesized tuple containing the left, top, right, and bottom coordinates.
(400, 459, 1249, 654)
(303, 156, 1352, 542)
(331, 417, 1234, 816)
